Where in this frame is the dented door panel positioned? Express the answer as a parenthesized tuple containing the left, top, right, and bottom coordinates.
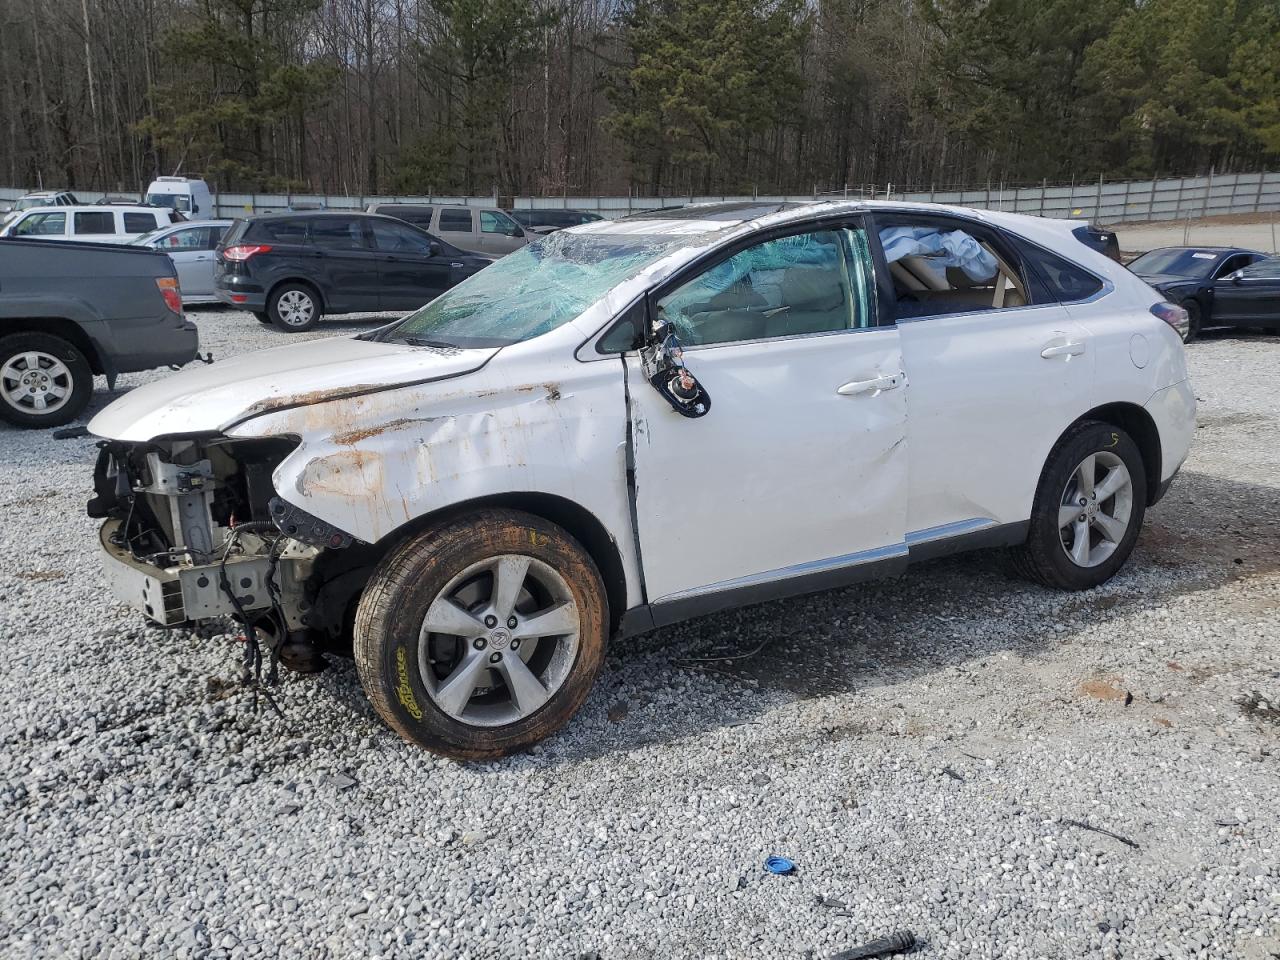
(625, 328, 909, 602)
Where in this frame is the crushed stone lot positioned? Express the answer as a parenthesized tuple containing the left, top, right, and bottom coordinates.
(1, 306, 1278, 960)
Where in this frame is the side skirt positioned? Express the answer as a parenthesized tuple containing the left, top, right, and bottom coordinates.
(617, 520, 1029, 639)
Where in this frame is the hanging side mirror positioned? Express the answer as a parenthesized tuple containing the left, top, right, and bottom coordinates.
(642, 319, 711, 418)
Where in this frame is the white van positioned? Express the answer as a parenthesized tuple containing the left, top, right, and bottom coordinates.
(0, 205, 180, 242)
(145, 177, 215, 221)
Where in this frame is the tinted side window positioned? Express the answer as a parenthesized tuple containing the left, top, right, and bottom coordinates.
(438, 208, 473, 232)
(259, 219, 309, 244)
(158, 227, 207, 250)
(74, 211, 115, 235)
(124, 212, 160, 233)
(370, 220, 433, 255)
(1241, 258, 1280, 280)
(1013, 238, 1104, 303)
(310, 217, 367, 250)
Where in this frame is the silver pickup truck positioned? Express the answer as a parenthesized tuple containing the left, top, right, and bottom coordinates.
(0, 237, 199, 428)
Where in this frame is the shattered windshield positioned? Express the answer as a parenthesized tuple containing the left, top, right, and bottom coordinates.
(384, 229, 703, 348)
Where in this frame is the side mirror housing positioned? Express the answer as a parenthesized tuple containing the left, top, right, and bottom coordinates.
(428, 241, 441, 256)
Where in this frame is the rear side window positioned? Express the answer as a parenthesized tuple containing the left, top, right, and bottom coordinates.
(438, 208, 473, 232)
(258, 219, 308, 243)
(310, 217, 367, 250)
(1013, 238, 1104, 303)
(123, 212, 158, 233)
(74, 211, 115, 235)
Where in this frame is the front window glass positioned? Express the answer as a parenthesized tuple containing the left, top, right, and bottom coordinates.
(657, 229, 871, 345)
(481, 210, 517, 235)
(146, 193, 191, 212)
(370, 220, 433, 255)
(386, 230, 694, 348)
(14, 212, 65, 236)
(1240, 257, 1280, 280)
(1127, 248, 1220, 279)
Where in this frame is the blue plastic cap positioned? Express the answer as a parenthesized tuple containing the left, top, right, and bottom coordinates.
(764, 856, 796, 875)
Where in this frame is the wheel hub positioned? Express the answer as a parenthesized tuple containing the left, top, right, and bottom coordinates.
(488, 627, 512, 651)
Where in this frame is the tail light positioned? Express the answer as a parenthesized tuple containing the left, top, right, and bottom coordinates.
(221, 244, 272, 262)
(1151, 301, 1189, 341)
(155, 277, 183, 315)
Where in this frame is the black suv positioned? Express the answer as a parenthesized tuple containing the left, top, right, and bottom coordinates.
(214, 212, 493, 332)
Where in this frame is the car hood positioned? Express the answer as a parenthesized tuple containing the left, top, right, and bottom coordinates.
(89, 335, 498, 442)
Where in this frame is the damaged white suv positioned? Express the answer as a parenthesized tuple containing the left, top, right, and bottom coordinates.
(89, 201, 1195, 758)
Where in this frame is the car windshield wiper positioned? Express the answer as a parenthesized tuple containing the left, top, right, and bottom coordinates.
(397, 335, 461, 349)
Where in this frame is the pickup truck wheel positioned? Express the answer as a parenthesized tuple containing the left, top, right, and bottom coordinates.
(1011, 420, 1147, 590)
(354, 509, 608, 759)
(0, 333, 93, 429)
(268, 283, 322, 332)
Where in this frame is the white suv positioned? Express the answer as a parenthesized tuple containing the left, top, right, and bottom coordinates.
(1, 205, 179, 242)
(88, 201, 1195, 758)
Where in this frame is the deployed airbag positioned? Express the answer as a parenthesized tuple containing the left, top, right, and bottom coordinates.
(879, 227, 998, 282)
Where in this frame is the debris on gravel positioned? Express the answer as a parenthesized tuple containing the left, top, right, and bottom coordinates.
(1, 311, 1278, 959)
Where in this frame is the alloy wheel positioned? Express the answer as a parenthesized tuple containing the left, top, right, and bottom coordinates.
(417, 554, 581, 727)
(1058, 451, 1134, 568)
(1, 350, 72, 415)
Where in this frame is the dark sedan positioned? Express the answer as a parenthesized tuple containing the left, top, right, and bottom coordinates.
(215, 212, 493, 332)
(1128, 246, 1271, 340)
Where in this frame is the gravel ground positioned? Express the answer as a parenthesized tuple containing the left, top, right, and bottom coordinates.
(1, 307, 1278, 960)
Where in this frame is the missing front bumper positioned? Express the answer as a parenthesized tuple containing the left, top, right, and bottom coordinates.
(99, 519, 314, 628)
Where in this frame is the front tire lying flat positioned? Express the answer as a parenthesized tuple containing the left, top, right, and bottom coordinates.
(354, 509, 608, 759)
(1012, 420, 1148, 591)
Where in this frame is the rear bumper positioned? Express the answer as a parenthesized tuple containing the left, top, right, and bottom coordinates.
(1144, 377, 1196, 483)
(109, 314, 199, 373)
(214, 275, 267, 310)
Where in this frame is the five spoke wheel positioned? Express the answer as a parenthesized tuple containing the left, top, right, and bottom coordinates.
(418, 554, 581, 727)
(1058, 451, 1133, 568)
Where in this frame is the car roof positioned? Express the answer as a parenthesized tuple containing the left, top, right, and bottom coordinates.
(246, 210, 384, 221)
(14, 204, 159, 214)
(1138, 245, 1266, 255)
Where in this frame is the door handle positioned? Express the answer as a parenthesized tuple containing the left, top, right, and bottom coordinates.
(1040, 340, 1086, 359)
(837, 373, 903, 396)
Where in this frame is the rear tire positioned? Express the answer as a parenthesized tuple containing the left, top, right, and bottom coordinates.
(0, 332, 93, 429)
(354, 509, 608, 759)
(1011, 420, 1147, 591)
(268, 282, 322, 332)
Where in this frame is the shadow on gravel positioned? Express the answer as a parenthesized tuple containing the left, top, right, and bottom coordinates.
(534, 467, 1280, 763)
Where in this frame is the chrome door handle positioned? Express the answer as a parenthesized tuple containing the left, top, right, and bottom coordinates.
(1041, 341, 1086, 359)
(837, 373, 903, 396)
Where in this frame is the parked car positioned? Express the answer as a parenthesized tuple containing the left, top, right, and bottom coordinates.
(214, 211, 493, 331)
(0, 238, 198, 428)
(87, 200, 1195, 758)
(130, 220, 233, 304)
(0, 190, 80, 226)
(145, 176, 215, 221)
(0, 205, 181, 243)
(1128, 246, 1271, 339)
(365, 203, 529, 255)
(508, 208, 605, 234)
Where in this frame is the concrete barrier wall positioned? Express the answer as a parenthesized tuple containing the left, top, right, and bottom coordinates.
(4, 171, 1279, 225)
